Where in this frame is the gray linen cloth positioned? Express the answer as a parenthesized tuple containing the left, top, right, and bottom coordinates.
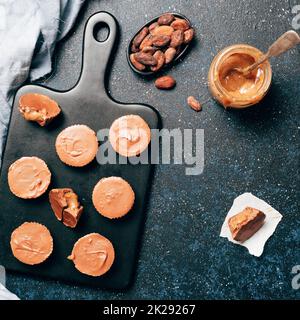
(0, 0, 85, 300)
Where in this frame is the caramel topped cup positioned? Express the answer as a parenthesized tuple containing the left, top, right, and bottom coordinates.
(208, 44, 272, 108)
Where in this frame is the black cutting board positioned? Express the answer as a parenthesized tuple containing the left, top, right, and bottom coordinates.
(0, 12, 160, 289)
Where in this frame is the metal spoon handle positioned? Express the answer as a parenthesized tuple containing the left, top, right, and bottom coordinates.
(246, 30, 300, 73)
(246, 53, 269, 73)
(267, 30, 300, 57)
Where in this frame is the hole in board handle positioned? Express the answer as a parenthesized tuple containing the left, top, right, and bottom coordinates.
(93, 22, 110, 42)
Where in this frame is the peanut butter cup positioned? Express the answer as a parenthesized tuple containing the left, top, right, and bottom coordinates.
(92, 177, 135, 219)
(10, 222, 53, 265)
(68, 233, 115, 277)
(55, 125, 98, 167)
(8, 156, 51, 199)
(109, 115, 151, 157)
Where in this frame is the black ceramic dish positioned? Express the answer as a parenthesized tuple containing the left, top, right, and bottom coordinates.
(0, 12, 160, 289)
(127, 12, 193, 76)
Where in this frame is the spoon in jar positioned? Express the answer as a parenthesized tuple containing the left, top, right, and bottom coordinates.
(234, 30, 300, 76)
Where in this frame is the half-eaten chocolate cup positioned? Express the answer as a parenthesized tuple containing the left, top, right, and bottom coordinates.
(49, 188, 83, 228)
(228, 207, 266, 242)
(19, 93, 61, 126)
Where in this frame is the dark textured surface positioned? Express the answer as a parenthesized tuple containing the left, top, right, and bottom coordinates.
(6, 0, 300, 299)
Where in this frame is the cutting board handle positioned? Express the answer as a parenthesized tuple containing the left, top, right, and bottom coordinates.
(76, 12, 118, 98)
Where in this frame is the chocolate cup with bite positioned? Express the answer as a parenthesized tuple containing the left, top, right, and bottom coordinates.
(19, 93, 61, 126)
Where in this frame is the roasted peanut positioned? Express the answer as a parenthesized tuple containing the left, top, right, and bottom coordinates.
(151, 51, 165, 72)
(149, 22, 159, 34)
(164, 47, 177, 64)
(139, 34, 153, 50)
(155, 75, 176, 89)
(187, 96, 202, 111)
(152, 35, 171, 47)
(170, 30, 184, 48)
(133, 27, 149, 47)
(183, 28, 194, 44)
(152, 25, 174, 37)
(130, 53, 146, 71)
(142, 46, 157, 55)
(157, 13, 175, 25)
(135, 52, 158, 66)
(131, 44, 140, 53)
(171, 19, 190, 31)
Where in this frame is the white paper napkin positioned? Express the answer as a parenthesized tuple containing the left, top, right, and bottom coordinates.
(220, 193, 283, 257)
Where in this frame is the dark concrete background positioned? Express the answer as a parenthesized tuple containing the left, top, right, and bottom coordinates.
(6, 0, 300, 299)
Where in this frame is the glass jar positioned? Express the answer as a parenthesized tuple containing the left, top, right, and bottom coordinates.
(208, 44, 272, 109)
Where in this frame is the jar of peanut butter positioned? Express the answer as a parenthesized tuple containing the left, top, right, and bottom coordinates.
(208, 44, 272, 108)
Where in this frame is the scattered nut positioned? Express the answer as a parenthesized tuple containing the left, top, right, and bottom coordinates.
(131, 44, 140, 53)
(149, 22, 159, 34)
(141, 46, 157, 55)
(158, 13, 175, 25)
(130, 53, 146, 71)
(171, 18, 190, 31)
(133, 26, 149, 48)
(152, 35, 171, 47)
(183, 28, 195, 44)
(139, 34, 153, 50)
(155, 75, 176, 90)
(151, 51, 165, 72)
(152, 25, 174, 37)
(187, 96, 202, 111)
(135, 52, 157, 66)
(170, 29, 184, 48)
(164, 47, 177, 64)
